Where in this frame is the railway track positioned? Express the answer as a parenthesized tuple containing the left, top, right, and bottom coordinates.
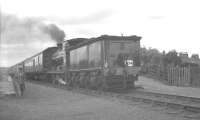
(122, 90, 200, 111)
(28, 80, 200, 118)
(86, 89, 200, 112)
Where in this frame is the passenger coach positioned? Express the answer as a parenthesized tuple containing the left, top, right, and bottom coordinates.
(23, 47, 57, 81)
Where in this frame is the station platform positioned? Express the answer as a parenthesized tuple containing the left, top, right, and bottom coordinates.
(135, 76, 200, 98)
(0, 76, 15, 96)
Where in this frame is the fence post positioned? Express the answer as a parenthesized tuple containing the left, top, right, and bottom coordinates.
(173, 67, 174, 85)
(167, 66, 170, 85)
(184, 67, 186, 86)
(185, 67, 187, 86)
(174, 67, 176, 86)
(188, 66, 191, 86)
(181, 68, 183, 86)
(175, 67, 177, 86)
(178, 68, 181, 86)
(169, 67, 171, 85)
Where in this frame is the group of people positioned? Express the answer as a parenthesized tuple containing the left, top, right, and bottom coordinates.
(9, 67, 26, 96)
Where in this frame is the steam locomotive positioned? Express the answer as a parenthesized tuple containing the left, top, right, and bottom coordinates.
(9, 35, 141, 90)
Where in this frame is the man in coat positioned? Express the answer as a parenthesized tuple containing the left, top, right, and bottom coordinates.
(9, 73, 20, 96)
(16, 67, 25, 96)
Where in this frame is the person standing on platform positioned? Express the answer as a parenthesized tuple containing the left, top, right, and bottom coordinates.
(10, 73, 21, 96)
(17, 67, 25, 96)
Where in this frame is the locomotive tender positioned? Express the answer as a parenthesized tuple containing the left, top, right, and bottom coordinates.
(9, 35, 141, 90)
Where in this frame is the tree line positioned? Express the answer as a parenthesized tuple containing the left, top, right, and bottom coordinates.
(140, 47, 199, 68)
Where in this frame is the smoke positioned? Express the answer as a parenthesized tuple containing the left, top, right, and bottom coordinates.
(41, 24, 65, 43)
(1, 13, 65, 44)
(0, 13, 66, 67)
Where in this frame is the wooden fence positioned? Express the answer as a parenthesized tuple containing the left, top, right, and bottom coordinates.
(190, 67, 200, 87)
(167, 67, 190, 86)
(144, 64, 200, 87)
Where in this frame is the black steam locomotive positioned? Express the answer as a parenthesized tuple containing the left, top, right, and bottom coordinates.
(9, 35, 141, 90)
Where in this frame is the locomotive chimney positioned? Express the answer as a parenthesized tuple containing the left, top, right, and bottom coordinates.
(57, 42, 63, 50)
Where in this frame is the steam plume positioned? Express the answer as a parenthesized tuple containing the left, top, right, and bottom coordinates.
(1, 13, 65, 44)
(41, 24, 65, 43)
(0, 13, 66, 67)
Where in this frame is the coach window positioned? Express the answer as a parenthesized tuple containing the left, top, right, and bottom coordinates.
(39, 54, 43, 65)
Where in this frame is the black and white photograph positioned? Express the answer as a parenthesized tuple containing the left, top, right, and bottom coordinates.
(0, 0, 200, 120)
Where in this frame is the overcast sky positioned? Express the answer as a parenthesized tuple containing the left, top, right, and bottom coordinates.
(1, 0, 200, 67)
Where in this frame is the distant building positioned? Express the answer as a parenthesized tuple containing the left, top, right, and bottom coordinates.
(179, 52, 188, 58)
(179, 52, 200, 67)
(191, 54, 199, 60)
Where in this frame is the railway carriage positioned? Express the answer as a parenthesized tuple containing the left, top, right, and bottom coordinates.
(9, 62, 24, 75)
(66, 35, 141, 90)
(23, 47, 58, 81)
